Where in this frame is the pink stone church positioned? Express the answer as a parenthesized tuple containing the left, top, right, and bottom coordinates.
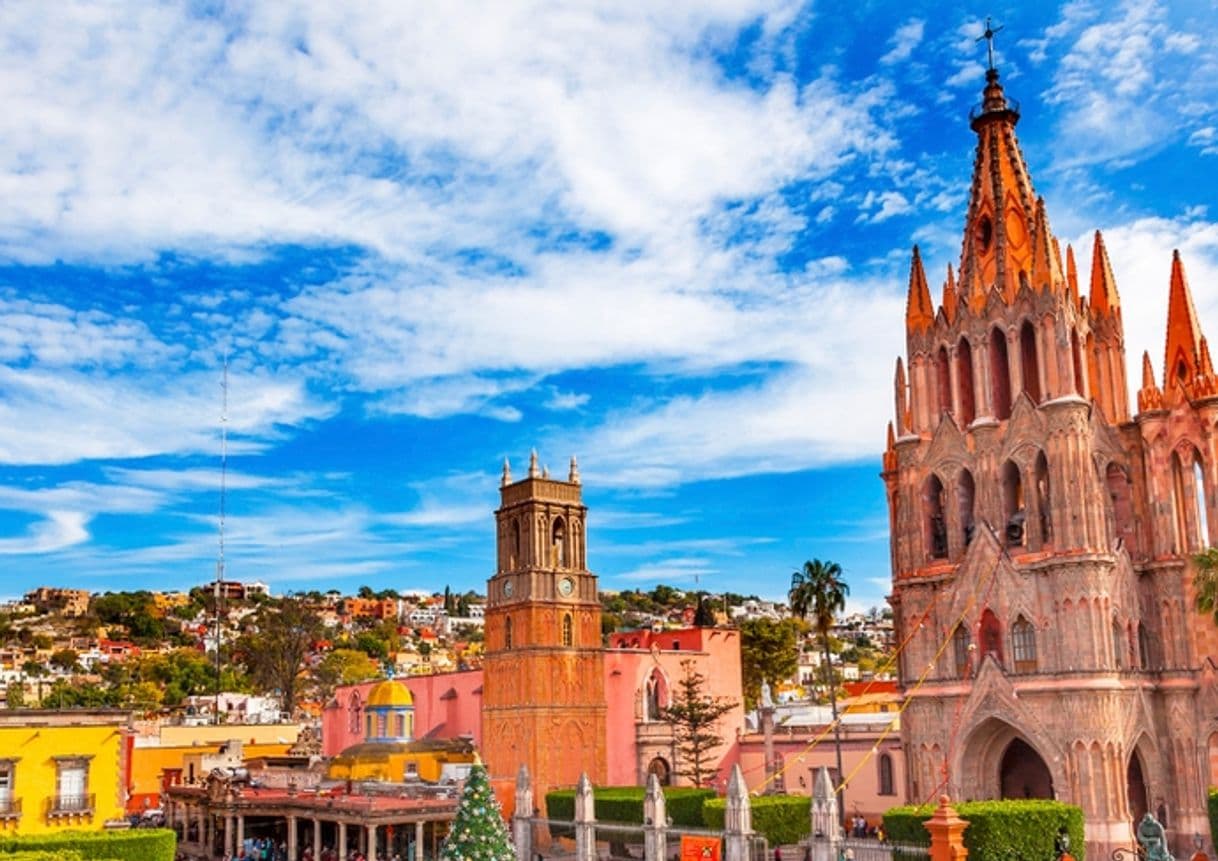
(884, 64, 1218, 857)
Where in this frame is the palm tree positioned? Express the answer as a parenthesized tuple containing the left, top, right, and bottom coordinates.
(790, 559, 849, 827)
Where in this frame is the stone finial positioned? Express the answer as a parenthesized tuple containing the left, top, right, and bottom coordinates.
(906, 246, 934, 335)
(501, 458, 512, 487)
(569, 456, 581, 484)
(515, 764, 531, 798)
(542, 465, 550, 479)
(575, 772, 595, 822)
(811, 766, 839, 842)
(724, 764, 752, 833)
(528, 449, 540, 478)
(644, 772, 666, 824)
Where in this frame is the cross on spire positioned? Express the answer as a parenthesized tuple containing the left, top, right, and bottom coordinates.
(977, 16, 1004, 71)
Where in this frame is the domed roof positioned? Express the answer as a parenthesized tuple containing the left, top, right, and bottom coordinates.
(366, 678, 414, 708)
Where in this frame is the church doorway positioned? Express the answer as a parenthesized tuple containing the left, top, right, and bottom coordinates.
(647, 757, 671, 786)
(1127, 751, 1149, 822)
(998, 738, 1054, 799)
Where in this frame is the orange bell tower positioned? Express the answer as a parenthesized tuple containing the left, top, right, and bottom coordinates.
(481, 451, 607, 801)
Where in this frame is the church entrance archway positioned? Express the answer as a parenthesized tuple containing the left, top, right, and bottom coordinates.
(647, 757, 671, 786)
(999, 738, 1054, 799)
(958, 717, 1058, 802)
(1127, 750, 1149, 823)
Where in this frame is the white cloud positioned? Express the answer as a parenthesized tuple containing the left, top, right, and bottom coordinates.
(0, 511, 90, 555)
(880, 19, 925, 66)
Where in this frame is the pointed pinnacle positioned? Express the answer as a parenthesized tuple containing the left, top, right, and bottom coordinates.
(941, 264, 958, 322)
(1065, 244, 1080, 308)
(1141, 350, 1157, 390)
(1164, 250, 1204, 387)
(905, 246, 934, 334)
(1089, 231, 1121, 315)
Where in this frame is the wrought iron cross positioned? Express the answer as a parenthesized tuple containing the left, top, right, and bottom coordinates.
(977, 16, 1004, 71)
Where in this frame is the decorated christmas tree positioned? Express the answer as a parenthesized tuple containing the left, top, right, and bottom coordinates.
(439, 761, 516, 861)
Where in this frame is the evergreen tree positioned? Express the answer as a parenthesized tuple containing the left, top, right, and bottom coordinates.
(662, 659, 737, 787)
(693, 595, 715, 627)
(439, 762, 514, 861)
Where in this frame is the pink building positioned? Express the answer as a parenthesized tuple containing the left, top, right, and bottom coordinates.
(323, 626, 745, 789)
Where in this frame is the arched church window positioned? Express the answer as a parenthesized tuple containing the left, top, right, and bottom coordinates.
(1020, 320, 1041, 403)
(1034, 452, 1051, 546)
(510, 520, 521, 568)
(1137, 623, 1151, 669)
(1106, 463, 1136, 552)
(935, 346, 952, 418)
(957, 338, 976, 426)
(504, 616, 513, 649)
(958, 469, 976, 550)
(1172, 452, 1194, 553)
(1112, 618, 1124, 670)
(953, 624, 972, 678)
(552, 517, 566, 567)
(644, 670, 667, 722)
(1071, 330, 1085, 396)
(990, 328, 1012, 420)
(979, 609, 1003, 666)
(349, 693, 363, 735)
(878, 753, 895, 796)
(562, 613, 573, 647)
(1011, 616, 1037, 673)
(1195, 458, 1210, 549)
(924, 474, 948, 560)
(1001, 460, 1025, 547)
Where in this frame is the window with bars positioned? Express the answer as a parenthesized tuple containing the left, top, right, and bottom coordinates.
(561, 613, 573, 647)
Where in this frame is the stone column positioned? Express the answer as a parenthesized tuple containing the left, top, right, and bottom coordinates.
(643, 773, 667, 861)
(513, 766, 534, 861)
(415, 821, 424, 861)
(225, 814, 235, 859)
(724, 764, 753, 861)
(237, 815, 245, 854)
(288, 814, 298, 861)
(204, 811, 212, 856)
(338, 822, 348, 859)
(761, 704, 776, 791)
(810, 767, 840, 861)
(924, 795, 968, 861)
(574, 772, 597, 861)
(367, 824, 378, 860)
(314, 818, 322, 854)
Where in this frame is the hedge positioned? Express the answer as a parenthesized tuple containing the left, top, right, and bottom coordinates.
(703, 796, 811, 846)
(1209, 787, 1218, 850)
(882, 800, 1085, 861)
(2, 853, 92, 861)
(546, 787, 716, 827)
(0, 830, 175, 861)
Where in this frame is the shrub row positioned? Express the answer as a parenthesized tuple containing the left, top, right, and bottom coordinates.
(1209, 788, 1218, 852)
(0, 830, 175, 861)
(882, 800, 1085, 861)
(546, 787, 716, 827)
(702, 796, 811, 846)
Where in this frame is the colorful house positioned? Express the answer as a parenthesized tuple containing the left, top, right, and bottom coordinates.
(0, 709, 131, 835)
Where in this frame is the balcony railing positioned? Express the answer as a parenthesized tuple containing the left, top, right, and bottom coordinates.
(47, 794, 94, 817)
(0, 796, 20, 818)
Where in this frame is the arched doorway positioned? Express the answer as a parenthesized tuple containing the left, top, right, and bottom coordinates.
(999, 738, 1054, 799)
(647, 757, 671, 786)
(1127, 751, 1149, 823)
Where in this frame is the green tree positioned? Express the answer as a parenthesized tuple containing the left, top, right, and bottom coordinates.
(312, 648, 379, 701)
(693, 595, 715, 627)
(1194, 547, 1218, 623)
(739, 617, 803, 708)
(5, 681, 23, 708)
(789, 558, 849, 823)
(236, 596, 322, 717)
(662, 658, 737, 787)
(50, 649, 80, 673)
(439, 762, 514, 861)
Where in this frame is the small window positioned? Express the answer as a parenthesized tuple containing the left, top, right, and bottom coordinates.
(562, 613, 573, 647)
(0, 760, 13, 814)
(953, 625, 972, 678)
(505, 616, 513, 649)
(878, 753, 895, 796)
(672, 640, 681, 650)
(54, 757, 90, 813)
(1012, 616, 1037, 673)
(1113, 619, 1124, 670)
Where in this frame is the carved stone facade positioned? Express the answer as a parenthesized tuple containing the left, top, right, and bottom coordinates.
(481, 453, 608, 802)
(884, 68, 1218, 858)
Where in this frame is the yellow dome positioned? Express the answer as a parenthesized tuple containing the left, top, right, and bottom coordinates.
(366, 678, 414, 708)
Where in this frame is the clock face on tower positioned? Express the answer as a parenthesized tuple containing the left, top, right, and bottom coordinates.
(558, 577, 574, 597)
(503, 579, 514, 598)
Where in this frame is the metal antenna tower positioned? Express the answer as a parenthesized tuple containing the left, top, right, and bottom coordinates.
(214, 353, 229, 724)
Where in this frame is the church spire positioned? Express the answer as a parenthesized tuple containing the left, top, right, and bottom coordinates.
(941, 263, 958, 323)
(957, 61, 1035, 307)
(905, 246, 934, 334)
(1163, 250, 1204, 394)
(1138, 350, 1164, 412)
(1088, 231, 1121, 316)
(1029, 197, 1062, 292)
(1065, 244, 1080, 309)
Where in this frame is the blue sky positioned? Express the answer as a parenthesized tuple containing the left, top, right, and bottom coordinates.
(1, 1, 1216, 610)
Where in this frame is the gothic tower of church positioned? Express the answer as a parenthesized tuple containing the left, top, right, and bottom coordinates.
(884, 64, 1218, 857)
(481, 451, 607, 802)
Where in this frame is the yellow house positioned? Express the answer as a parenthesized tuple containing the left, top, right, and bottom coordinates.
(0, 709, 131, 835)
